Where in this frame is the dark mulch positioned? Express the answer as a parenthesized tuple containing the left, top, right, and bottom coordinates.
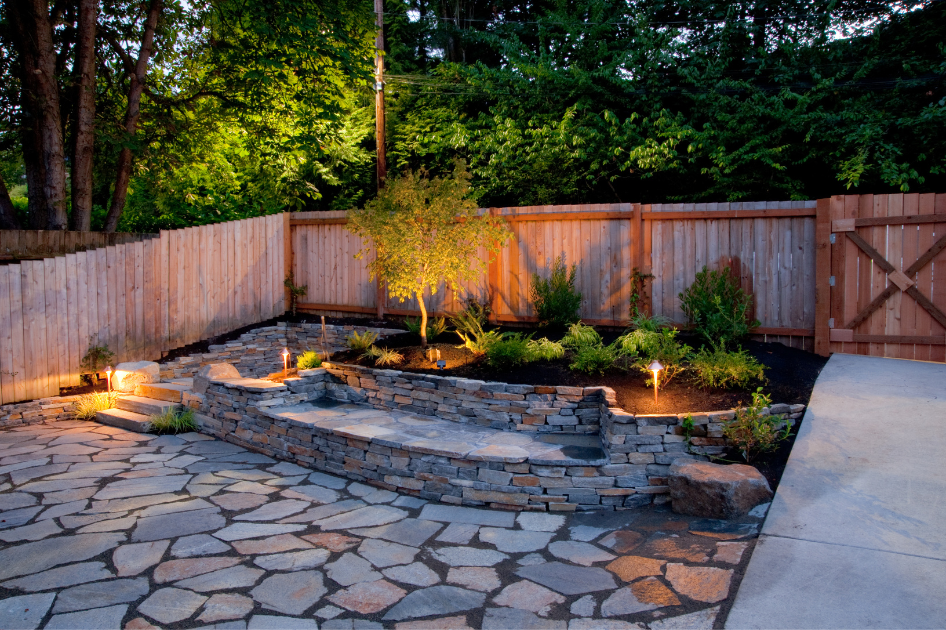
(333, 327, 828, 415)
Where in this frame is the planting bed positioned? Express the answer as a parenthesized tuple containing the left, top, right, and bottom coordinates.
(331, 330, 828, 416)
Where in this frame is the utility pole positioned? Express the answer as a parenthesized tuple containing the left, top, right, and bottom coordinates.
(374, 0, 386, 191)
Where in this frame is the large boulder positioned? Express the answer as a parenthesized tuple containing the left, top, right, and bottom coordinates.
(112, 361, 160, 393)
(668, 460, 773, 519)
(193, 363, 241, 394)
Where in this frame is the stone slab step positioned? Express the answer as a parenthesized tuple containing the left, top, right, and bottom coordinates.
(96, 408, 152, 433)
(135, 382, 190, 403)
(116, 395, 181, 416)
(263, 402, 608, 467)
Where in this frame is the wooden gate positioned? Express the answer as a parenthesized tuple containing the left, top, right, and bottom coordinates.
(817, 194, 946, 361)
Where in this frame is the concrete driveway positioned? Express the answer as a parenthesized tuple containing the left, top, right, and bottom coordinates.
(725, 353, 946, 629)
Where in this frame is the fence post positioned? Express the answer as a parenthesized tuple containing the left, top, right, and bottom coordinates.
(814, 197, 832, 356)
(283, 212, 292, 316)
(488, 208, 500, 324)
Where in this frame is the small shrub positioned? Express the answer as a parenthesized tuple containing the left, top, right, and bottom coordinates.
(486, 333, 533, 371)
(451, 303, 501, 355)
(530, 254, 582, 327)
(73, 392, 119, 420)
(569, 344, 617, 375)
(284, 272, 308, 316)
(723, 388, 792, 462)
(526, 337, 565, 361)
(689, 344, 766, 389)
(79, 339, 115, 385)
(615, 323, 689, 386)
(405, 316, 448, 340)
(613, 314, 672, 357)
(364, 346, 404, 367)
(561, 322, 602, 350)
(297, 350, 322, 370)
(347, 330, 378, 352)
(150, 408, 198, 435)
(680, 266, 760, 347)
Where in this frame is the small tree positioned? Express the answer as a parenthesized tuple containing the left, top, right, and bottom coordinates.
(348, 162, 510, 347)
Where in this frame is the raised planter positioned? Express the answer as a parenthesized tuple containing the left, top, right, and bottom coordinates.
(187, 360, 804, 512)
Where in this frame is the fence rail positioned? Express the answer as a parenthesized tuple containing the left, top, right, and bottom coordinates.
(0, 230, 154, 262)
(0, 214, 286, 404)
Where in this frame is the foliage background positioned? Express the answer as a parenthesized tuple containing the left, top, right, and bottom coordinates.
(1, 0, 943, 231)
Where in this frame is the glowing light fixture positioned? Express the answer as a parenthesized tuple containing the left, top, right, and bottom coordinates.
(105, 366, 113, 393)
(648, 360, 664, 404)
(282, 348, 290, 376)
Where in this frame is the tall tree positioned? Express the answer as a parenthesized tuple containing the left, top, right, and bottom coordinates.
(70, 0, 98, 230)
(5, 0, 69, 229)
(103, 0, 162, 232)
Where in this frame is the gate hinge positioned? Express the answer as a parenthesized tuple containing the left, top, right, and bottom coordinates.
(830, 233, 836, 244)
(829, 276, 836, 287)
(828, 318, 835, 328)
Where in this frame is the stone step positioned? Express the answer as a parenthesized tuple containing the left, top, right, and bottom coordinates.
(135, 382, 190, 403)
(96, 408, 152, 433)
(115, 395, 181, 417)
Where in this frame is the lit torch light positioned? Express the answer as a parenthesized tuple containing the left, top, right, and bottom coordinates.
(648, 360, 664, 404)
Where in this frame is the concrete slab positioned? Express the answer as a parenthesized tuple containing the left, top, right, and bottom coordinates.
(726, 354, 946, 629)
(726, 536, 946, 629)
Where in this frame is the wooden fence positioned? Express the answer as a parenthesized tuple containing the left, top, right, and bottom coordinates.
(292, 202, 820, 351)
(3, 192, 943, 404)
(0, 214, 287, 404)
(0, 230, 153, 261)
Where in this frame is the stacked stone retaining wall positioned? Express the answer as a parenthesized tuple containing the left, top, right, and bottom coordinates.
(0, 395, 80, 429)
(159, 323, 403, 380)
(187, 364, 805, 512)
(320, 361, 606, 434)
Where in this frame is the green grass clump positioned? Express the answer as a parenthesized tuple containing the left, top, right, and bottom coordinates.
(364, 346, 404, 367)
(560, 322, 602, 350)
(569, 344, 617, 375)
(346, 330, 378, 352)
(689, 344, 766, 389)
(405, 316, 448, 340)
(486, 333, 533, 370)
(72, 392, 119, 420)
(526, 337, 565, 361)
(297, 350, 322, 370)
(723, 388, 792, 462)
(149, 408, 198, 434)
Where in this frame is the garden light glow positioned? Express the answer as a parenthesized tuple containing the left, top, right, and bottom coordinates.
(105, 366, 112, 393)
(648, 360, 664, 403)
(282, 348, 290, 376)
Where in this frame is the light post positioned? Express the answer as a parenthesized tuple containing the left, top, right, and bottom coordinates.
(648, 360, 664, 404)
(105, 365, 112, 393)
(282, 348, 290, 377)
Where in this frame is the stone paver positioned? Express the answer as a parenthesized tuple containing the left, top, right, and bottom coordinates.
(493, 580, 566, 616)
(0, 419, 763, 629)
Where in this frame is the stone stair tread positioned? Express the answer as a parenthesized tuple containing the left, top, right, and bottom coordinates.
(262, 401, 608, 466)
(116, 395, 182, 416)
(96, 408, 153, 433)
(135, 382, 191, 402)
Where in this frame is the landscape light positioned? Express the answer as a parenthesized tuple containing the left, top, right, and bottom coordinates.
(282, 348, 290, 376)
(105, 366, 112, 393)
(648, 360, 664, 404)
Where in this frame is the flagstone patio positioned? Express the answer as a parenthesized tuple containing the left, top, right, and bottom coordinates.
(0, 420, 765, 629)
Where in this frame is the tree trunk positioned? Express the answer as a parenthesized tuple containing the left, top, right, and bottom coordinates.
(70, 0, 97, 231)
(0, 172, 21, 229)
(20, 116, 48, 229)
(7, 0, 70, 230)
(418, 292, 428, 348)
(103, 0, 162, 232)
